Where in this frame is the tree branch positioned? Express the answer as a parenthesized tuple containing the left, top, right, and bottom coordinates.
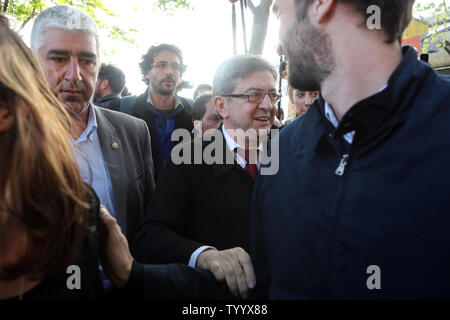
(248, 0, 272, 54)
(2, 0, 9, 13)
(262, 0, 273, 9)
(20, 4, 38, 30)
(248, 0, 255, 13)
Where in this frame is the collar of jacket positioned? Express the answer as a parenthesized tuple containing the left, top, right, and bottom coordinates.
(300, 46, 434, 152)
(96, 93, 121, 104)
(145, 88, 185, 119)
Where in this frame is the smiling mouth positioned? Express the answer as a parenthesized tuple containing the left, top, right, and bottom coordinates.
(254, 116, 270, 122)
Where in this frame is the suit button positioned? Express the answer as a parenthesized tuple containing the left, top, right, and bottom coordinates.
(111, 142, 119, 150)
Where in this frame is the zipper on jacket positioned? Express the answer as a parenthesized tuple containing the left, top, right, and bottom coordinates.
(324, 136, 352, 295)
(335, 154, 349, 176)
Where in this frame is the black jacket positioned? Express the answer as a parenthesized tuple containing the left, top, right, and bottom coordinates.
(95, 93, 121, 111)
(251, 46, 450, 299)
(133, 127, 255, 265)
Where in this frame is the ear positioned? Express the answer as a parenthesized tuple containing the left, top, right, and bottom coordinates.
(310, 0, 336, 24)
(145, 69, 151, 80)
(193, 119, 202, 134)
(0, 108, 14, 133)
(213, 96, 228, 119)
(100, 79, 109, 90)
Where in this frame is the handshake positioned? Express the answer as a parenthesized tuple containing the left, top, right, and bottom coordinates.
(99, 206, 256, 299)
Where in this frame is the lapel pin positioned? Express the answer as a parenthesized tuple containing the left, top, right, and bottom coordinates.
(111, 142, 119, 150)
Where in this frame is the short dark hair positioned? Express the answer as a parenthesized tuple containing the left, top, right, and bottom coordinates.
(193, 84, 212, 100)
(98, 63, 126, 94)
(287, 85, 295, 104)
(296, 0, 415, 43)
(192, 93, 213, 121)
(139, 43, 186, 85)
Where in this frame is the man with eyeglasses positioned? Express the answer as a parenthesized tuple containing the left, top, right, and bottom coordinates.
(127, 44, 193, 179)
(133, 55, 278, 299)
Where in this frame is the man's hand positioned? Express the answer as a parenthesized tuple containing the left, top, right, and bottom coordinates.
(197, 247, 256, 299)
(99, 205, 133, 288)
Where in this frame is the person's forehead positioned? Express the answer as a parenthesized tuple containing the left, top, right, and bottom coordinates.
(41, 28, 97, 55)
(296, 89, 318, 94)
(153, 50, 180, 63)
(234, 71, 276, 91)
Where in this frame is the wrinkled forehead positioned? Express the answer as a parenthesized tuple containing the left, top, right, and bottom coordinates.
(40, 28, 99, 57)
(153, 50, 181, 63)
(233, 71, 277, 92)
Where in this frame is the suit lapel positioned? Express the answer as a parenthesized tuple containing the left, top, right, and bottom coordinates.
(94, 106, 128, 235)
(212, 127, 243, 179)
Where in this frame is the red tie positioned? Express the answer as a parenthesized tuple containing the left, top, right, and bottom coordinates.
(244, 149, 258, 180)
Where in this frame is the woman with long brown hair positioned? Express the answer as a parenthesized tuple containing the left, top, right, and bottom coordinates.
(0, 14, 94, 299)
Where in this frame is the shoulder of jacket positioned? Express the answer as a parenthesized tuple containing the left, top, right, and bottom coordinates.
(95, 105, 147, 128)
(413, 75, 450, 138)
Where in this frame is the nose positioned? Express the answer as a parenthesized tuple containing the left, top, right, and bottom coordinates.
(64, 57, 82, 82)
(305, 95, 314, 106)
(258, 94, 273, 110)
(164, 65, 178, 77)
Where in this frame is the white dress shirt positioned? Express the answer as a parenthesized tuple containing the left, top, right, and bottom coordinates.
(324, 84, 388, 144)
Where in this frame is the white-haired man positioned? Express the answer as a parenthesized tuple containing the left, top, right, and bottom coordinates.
(31, 5, 155, 243)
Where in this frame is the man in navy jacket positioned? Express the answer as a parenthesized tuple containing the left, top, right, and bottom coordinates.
(252, 0, 450, 299)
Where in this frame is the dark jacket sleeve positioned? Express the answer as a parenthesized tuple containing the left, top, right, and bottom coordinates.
(249, 179, 270, 300)
(141, 120, 156, 194)
(122, 261, 234, 300)
(132, 158, 205, 264)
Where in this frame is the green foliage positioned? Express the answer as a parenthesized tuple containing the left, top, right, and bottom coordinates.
(415, 0, 449, 53)
(153, 0, 193, 14)
(0, 0, 195, 49)
(1, 0, 137, 46)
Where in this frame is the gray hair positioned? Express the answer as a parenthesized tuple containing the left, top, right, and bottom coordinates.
(213, 55, 278, 97)
(31, 5, 100, 55)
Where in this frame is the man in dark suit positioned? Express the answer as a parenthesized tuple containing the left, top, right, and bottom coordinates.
(128, 44, 193, 179)
(93, 63, 126, 111)
(133, 55, 279, 299)
(31, 5, 155, 241)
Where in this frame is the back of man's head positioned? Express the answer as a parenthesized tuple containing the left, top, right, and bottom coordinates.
(193, 84, 213, 100)
(296, 0, 414, 43)
(98, 63, 126, 95)
(213, 55, 277, 98)
(31, 5, 100, 54)
(192, 93, 213, 121)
